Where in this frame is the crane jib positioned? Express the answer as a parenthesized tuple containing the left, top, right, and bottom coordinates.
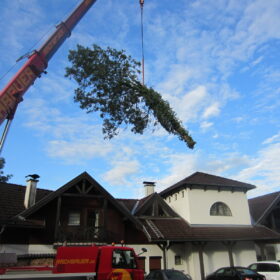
(40, 0, 97, 61)
(0, 0, 97, 127)
(0, 54, 46, 124)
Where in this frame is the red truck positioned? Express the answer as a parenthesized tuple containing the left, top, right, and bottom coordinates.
(0, 245, 144, 280)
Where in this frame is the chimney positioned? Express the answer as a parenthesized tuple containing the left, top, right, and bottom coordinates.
(143, 181, 155, 196)
(24, 174, 39, 209)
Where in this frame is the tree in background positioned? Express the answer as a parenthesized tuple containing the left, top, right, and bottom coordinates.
(0, 157, 12, 183)
(65, 44, 196, 149)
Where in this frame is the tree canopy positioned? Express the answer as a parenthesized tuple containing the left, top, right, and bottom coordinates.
(65, 44, 196, 149)
(0, 157, 12, 183)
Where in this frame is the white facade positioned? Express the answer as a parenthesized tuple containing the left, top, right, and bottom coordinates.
(1, 241, 257, 280)
(165, 188, 251, 225)
(131, 241, 257, 279)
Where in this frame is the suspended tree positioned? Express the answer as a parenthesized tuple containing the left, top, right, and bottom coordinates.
(65, 44, 195, 149)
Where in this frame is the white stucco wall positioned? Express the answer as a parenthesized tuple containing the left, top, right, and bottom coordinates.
(131, 241, 257, 280)
(165, 188, 252, 225)
(202, 241, 257, 275)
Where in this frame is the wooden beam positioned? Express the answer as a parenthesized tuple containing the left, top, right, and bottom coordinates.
(103, 199, 108, 240)
(222, 241, 236, 267)
(62, 193, 104, 199)
(82, 179, 86, 193)
(256, 242, 266, 260)
(193, 241, 207, 280)
(75, 184, 82, 194)
(157, 242, 169, 270)
(54, 196, 61, 241)
(85, 184, 94, 194)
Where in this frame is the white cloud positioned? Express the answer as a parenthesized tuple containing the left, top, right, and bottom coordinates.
(262, 132, 280, 145)
(200, 121, 213, 131)
(157, 153, 199, 191)
(202, 102, 220, 119)
(220, 0, 280, 64)
(103, 160, 140, 186)
(47, 139, 113, 163)
(157, 64, 197, 96)
(234, 137, 280, 197)
(251, 56, 264, 67)
(166, 85, 208, 123)
(232, 117, 244, 123)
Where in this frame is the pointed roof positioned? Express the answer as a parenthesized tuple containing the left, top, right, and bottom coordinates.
(160, 172, 256, 197)
(15, 172, 142, 228)
(249, 191, 280, 224)
(133, 193, 178, 217)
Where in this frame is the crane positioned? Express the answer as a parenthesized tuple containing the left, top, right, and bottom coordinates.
(0, 0, 97, 153)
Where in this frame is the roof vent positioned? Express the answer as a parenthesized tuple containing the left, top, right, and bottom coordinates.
(143, 181, 155, 196)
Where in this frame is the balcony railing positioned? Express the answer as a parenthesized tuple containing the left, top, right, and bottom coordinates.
(56, 226, 107, 242)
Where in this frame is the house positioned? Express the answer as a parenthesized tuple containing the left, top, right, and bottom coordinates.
(249, 191, 280, 260)
(0, 171, 279, 280)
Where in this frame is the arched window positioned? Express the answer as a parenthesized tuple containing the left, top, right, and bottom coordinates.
(210, 202, 232, 216)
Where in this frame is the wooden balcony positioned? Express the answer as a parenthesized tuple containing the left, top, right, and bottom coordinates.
(56, 226, 107, 242)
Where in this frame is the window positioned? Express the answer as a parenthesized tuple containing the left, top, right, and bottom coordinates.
(175, 255, 182, 265)
(210, 202, 232, 216)
(112, 249, 137, 269)
(68, 211, 80, 226)
(256, 263, 280, 272)
(87, 210, 99, 227)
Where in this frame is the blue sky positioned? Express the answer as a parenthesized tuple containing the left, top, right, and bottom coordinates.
(0, 0, 279, 199)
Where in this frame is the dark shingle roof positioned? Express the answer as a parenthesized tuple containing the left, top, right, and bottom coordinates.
(249, 191, 280, 224)
(117, 199, 138, 212)
(160, 172, 256, 197)
(142, 217, 280, 242)
(0, 182, 52, 222)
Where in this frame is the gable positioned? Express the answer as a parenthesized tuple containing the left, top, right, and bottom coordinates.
(16, 172, 141, 228)
(134, 193, 178, 218)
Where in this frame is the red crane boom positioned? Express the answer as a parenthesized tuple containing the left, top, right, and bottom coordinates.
(0, 0, 97, 152)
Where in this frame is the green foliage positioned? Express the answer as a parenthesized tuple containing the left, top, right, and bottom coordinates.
(0, 157, 12, 183)
(65, 44, 196, 148)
